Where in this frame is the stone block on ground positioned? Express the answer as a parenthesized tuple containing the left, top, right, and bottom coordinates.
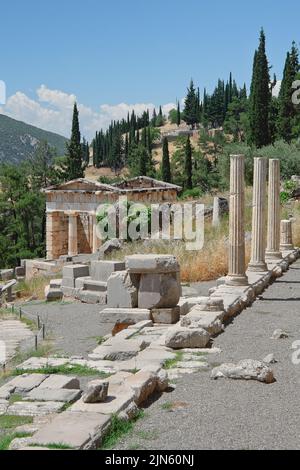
(76, 290, 107, 305)
(0, 399, 8, 415)
(90, 338, 148, 361)
(126, 254, 180, 274)
(63, 264, 90, 279)
(91, 260, 125, 282)
(82, 380, 109, 403)
(107, 271, 138, 308)
(61, 286, 78, 297)
(30, 411, 111, 450)
(16, 357, 69, 371)
(181, 310, 224, 335)
(1, 268, 14, 281)
(70, 383, 135, 416)
(75, 276, 91, 289)
(7, 401, 65, 416)
(165, 327, 210, 349)
(38, 375, 80, 390)
(50, 279, 62, 289)
(125, 370, 158, 405)
(211, 359, 275, 384)
(138, 272, 181, 309)
(99, 308, 151, 324)
(45, 286, 63, 302)
(27, 388, 81, 403)
(151, 306, 180, 324)
(7, 374, 48, 393)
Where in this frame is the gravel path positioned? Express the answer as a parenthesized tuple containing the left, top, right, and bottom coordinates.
(21, 302, 113, 357)
(115, 261, 300, 450)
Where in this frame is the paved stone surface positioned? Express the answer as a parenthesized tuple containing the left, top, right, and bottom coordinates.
(21, 302, 114, 357)
(31, 411, 111, 449)
(114, 261, 300, 450)
(27, 388, 81, 402)
(8, 373, 48, 393)
(0, 319, 34, 364)
(7, 401, 65, 416)
(38, 374, 80, 390)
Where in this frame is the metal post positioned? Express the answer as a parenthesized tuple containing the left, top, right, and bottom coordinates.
(34, 335, 38, 351)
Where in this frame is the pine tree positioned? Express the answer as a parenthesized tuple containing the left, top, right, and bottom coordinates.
(161, 137, 171, 183)
(184, 136, 193, 189)
(184, 79, 198, 129)
(278, 42, 299, 142)
(65, 103, 84, 180)
(248, 29, 271, 148)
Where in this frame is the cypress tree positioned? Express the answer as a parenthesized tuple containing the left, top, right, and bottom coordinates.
(184, 79, 198, 129)
(278, 42, 299, 142)
(184, 136, 193, 189)
(249, 29, 271, 148)
(177, 101, 181, 127)
(161, 137, 171, 183)
(65, 103, 84, 180)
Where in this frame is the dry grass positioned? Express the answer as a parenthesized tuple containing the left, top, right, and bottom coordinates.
(16, 276, 50, 301)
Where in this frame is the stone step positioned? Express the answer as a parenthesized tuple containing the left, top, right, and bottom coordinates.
(83, 279, 107, 292)
(76, 290, 107, 305)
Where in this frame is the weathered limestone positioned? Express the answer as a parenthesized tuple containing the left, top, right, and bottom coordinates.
(45, 285, 63, 302)
(211, 359, 275, 384)
(138, 272, 181, 309)
(82, 380, 109, 403)
(181, 309, 224, 335)
(27, 388, 81, 403)
(165, 326, 210, 349)
(212, 197, 221, 226)
(248, 158, 268, 272)
(280, 220, 294, 251)
(99, 307, 151, 324)
(226, 155, 248, 286)
(38, 375, 80, 390)
(107, 271, 138, 308)
(68, 211, 78, 256)
(150, 306, 180, 324)
(31, 411, 111, 450)
(126, 254, 180, 274)
(63, 264, 90, 280)
(7, 401, 65, 416)
(7, 374, 48, 393)
(91, 260, 125, 282)
(266, 159, 282, 260)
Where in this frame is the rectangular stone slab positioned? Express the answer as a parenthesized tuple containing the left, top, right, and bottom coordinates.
(8, 374, 48, 393)
(7, 401, 65, 416)
(27, 388, 81, 403)
(151, 307, 180, 324)
(63, 264, 90, 279)
(70, 384, 134, 415)
(38, 375, 80, 390)
(99, 308, 151, 324)
(31, 411, 111, 450)
(91, 261, 125, 282)
(126, 254, 180, 273)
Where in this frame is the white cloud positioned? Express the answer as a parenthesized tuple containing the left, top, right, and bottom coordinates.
(0, 85, 177, 140)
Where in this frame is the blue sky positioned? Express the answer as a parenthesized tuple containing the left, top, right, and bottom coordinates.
(0, 0, 300, 139)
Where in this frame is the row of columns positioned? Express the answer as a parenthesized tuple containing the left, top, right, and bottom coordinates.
(68, 211, 100, 257)
(226, 155, 294, 287)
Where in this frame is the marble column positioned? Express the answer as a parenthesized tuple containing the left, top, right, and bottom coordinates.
(266, 159, 282, 260)
(225, 155, 248, 286)
(46, 211, 60, 260)
(280, 220, 294, 251)
(248, 158, 268, 272)
(92, 212, 100, 253)
(212, 197, 220, 227)
(68, 211, 78, 256)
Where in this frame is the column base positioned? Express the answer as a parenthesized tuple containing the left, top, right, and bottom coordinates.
(247, 261, 268, 273)
(225, 274, 249, 287)
(280, 244, 294, 251)
(265, 251, 282, 261)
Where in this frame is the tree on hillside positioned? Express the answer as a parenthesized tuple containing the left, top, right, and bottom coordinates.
(109, 132, 124, 171)
(278, 42, 300, 143)
(184, 136, 193, 189)
(161, 137, 171, 183)
(177, 101, 181, 127)
(184, 80, 198, 129)
(65, 103, 85, 180)
(248, 29, 271, 148)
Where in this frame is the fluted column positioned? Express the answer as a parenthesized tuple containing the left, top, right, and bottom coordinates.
(280, 220, 294, 251)
(266, 159, 282, 260)
(248, 158, 268, 272)
(92, 212, 101, 253)
(68, 211, 78, 256)
(225, 155, 248, 286)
